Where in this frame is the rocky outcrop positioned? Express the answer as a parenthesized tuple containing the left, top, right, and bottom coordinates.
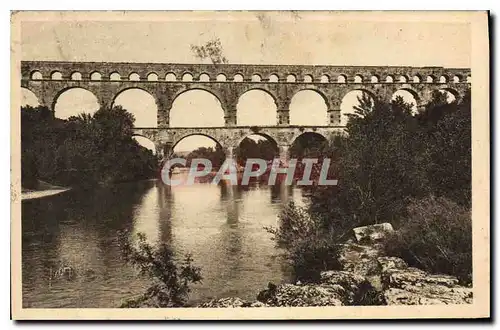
(198, 223, 472, 307)
(337, 241, 383, 276)
(256, 283, 344, 307)
(377, 256, 473, 305)
(255, 271, 380, 307)
(198, 297, 267, 308)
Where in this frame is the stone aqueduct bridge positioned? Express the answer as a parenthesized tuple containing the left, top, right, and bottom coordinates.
(21, 61, 471, 161)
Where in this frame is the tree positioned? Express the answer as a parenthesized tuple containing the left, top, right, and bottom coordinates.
(185, 144, 225, 169)
(310, 93, 431, 229)
(273, 90, 472, 282)
(235, 137, 277, 165)
(417, 91, 471, 207)
(190, 38, 228, 64)
(21, 105, 158, 188)
(119, 232, 202, 307)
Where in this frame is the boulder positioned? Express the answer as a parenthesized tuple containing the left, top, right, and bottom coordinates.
(352, 223, 394, 243)
(257, 283, 344, 307)
(377, 256, 408, 273)
(382, 287, 473, 305)
(337, 242, 383, 276)
(320, 270, 367, 288)
(256, 271, 381, 307)
(382, 266, 460, 289)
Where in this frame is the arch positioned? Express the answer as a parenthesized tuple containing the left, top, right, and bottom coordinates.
(235, 133, 279, 165)
(337, 75, 347, 83)
(398, 75, 408, 83)
(426, 75, 435, 83)
(171, 133, 223, 153)
(452, 75, 461, 83)
(320, 74, 330, 83)
(90, 71, 102, 81)
(198, 73, 210, 82)
(51, 71, 63, 80)
(129, 72, 140, 81)
(438, 88, 459, 103)
(71, 72, 82, 81)
(395, 88, 420, 102)
(385, 75, 394, 83)
(110, 72, 121, 81)
(132, 135, 157, 155)
(237, 89, 277, 126)
(289, 89, 328, 126)
(268, 74, 279, 83)
(233, 73, 244, 82)
(303, 74, 313, 83)
(286, 74, 296, 83)
(165, 72, 177, 81)
(216, 73, 227, 82)
(439, 75, 448, 83)
(21, 87, 40, 107)
(182, 73, 194, 82)
(236, 132, 279, 148)
(370, 75, 379, 83)
(289, 131, 328, 159)
(30, 70, 43, 80)
(412, 75, 421, 83)
(112, 87, 158, 127)
(170, 89, 225, 128)
(147, 72, 158, 81)
(340, 89, 376, 126)
(251, 74, 262, 82)
(53, 87, 100, 119)
(354, 75, 363, 83)
(392, 89, 420, 115)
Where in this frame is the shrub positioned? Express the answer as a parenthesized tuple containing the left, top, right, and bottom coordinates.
(383, 196, 472, 284)
(265, 201, 318, 248)
(266, 202, 342, 283)
(289, 235, 342, 283)
(119, 232, 202, 307)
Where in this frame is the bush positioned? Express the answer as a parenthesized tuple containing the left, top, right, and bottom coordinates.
(289, 236, 342, 283)
(266, 202, 342, 283)
(119, 232, 202, 307)
(383, 196, 472, 284)
(265, 202, 318, 247)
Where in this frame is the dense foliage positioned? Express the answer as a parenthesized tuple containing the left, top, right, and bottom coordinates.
(235, 136, 277, 165)
(271, 90, 472, 282)
(384, 196, 472, 284)
(289, 132, 329, 159)
(265, 202, 342, 282)
(175, 144, 226, 169)
(21, 105, 158, 189)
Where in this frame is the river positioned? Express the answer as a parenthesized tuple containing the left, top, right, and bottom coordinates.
(21, 178, 309, 308)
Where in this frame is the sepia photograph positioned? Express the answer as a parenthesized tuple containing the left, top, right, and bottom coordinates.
(10, 10, 490, 320)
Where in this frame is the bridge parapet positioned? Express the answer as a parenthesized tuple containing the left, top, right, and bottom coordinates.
(22, 61, 471, 84)
(21, 61, 471, 128)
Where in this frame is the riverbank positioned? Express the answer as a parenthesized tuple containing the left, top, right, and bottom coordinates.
(22, 188, 71, 201)
(21, 177, 161, 201)
(21, 180, 72, 201)
(198, 224, 473, 307)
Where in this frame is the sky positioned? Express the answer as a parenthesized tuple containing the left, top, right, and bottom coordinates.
(20, 11, 471, 152)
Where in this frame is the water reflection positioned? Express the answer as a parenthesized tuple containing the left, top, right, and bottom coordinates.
(22, 179, 300, 307)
